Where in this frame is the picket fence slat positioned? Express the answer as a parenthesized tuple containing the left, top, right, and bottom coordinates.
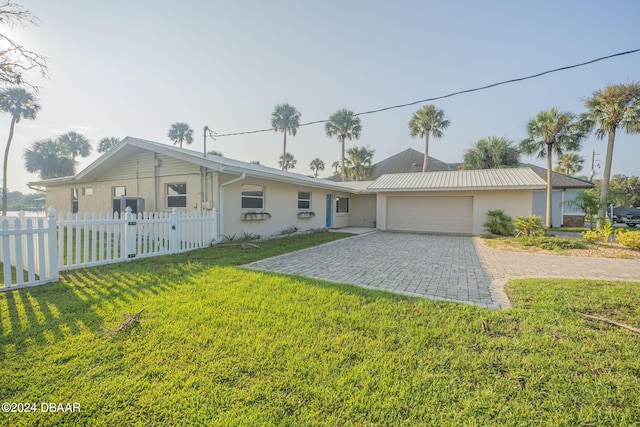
(1, 207, 218, 291)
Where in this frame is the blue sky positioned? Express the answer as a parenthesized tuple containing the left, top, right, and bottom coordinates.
(6, 0, 640, 192)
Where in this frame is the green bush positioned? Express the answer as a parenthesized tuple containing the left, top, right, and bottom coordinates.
(483, 209, 514, 236)
(514, 215, 545, 237)
(617, 231, 640, 249)
(581, 230, 600, 243)
(515, 236, 587, 251)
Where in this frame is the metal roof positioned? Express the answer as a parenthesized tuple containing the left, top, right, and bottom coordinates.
(367, 167, 547, 191)
(29, 136, 361, 193)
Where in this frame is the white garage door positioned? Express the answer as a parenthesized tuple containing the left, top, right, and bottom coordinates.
(387, 196, 473, 234)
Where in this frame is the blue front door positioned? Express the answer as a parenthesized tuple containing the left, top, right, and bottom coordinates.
(326, 194, 332, 227)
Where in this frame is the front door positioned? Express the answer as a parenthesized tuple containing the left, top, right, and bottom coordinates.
(325, 194, 332, 227)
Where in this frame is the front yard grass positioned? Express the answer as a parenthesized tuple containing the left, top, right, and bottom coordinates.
(1, 232, 640, 426)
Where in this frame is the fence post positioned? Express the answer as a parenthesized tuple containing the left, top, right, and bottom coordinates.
(170, 208, 179, 254)
(47, 206, 59, 282)
(124, 207, 137, 261)
(211, 208, 218, 242)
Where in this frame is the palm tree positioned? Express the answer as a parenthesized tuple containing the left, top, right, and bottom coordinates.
(278, 152, 296, 171)
(97, 137, 120, 153)
(58, 131, 91, 161)
(462, 136, 520, 170)
(408, 105, 450, 172)
(554, 153, 584, 176)
(566, 189, 601, 230)
(344, 146, 375, 181)
(520, 108, 586, 228)
(309, 158, 325, 178)
(0, 87, 40, 216)
(325, 109, 362, 181)
(24, 139, 75, 179)
(331, 160, 340, 174)
(167, 122, 194, 148)
(581, 83, 640, 219)
(271, 103, 301, 171)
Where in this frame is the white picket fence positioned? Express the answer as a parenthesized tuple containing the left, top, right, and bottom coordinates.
(0, 207, 218, 291)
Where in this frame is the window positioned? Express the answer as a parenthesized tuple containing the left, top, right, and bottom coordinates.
(298, 191, 311, 209)
(241, 184, 264, 209)
(112, 186, 126, 197)
(166, 183, 187, 208)
(336, 197, 349, 213)
(71, 188, 79, 213)
(82, 187, 93, 196)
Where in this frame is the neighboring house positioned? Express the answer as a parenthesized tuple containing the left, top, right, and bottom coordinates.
(327, 148, 460, 181)
(523, 164, 594, 227)
(30, 137, 550, 237)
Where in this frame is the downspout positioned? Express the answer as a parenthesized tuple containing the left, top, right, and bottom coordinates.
(560, 189, 565, 227)
(215, 171, 246, 243)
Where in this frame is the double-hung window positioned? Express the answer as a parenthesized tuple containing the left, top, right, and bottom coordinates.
(241, 184, 264, 209)
(297, 191, 311, 209)
(166, 183, 187, 208)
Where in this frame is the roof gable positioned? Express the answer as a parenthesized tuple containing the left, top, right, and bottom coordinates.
(29, 136, 361, 193)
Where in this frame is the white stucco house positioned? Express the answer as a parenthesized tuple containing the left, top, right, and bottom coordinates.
(31, 137, 556, 237)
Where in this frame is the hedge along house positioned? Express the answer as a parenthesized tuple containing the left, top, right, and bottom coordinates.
(29, 137, 376, 238)
(368, 168, 547, 235)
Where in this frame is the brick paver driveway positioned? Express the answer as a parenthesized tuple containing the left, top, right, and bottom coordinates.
(243, 232, 640, 309)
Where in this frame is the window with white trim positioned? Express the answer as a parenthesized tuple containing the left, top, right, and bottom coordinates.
(71, 188, 79, 213)
(112, 186, 126, 197)
(241, 184, 264, 209)
(166, 183, 187, 208)
(82, 187, 93, 196)
(336, 197, 349, 213)
(298, 191, 311, 209)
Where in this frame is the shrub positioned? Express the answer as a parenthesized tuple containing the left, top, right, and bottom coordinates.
(483, 209, 514, 236)
(581, 230, 600, 243)
(617, 231, 640, 250)
(515, 236, 587, 251)
(514, 215, 545, 237)
(599, 219, 615, 243)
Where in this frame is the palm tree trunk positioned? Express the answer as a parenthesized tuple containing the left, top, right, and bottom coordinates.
(422, 132, 430, 173)
(2, 117, 16, 217)
(598, 128, 616, 222)
(545, 143, 553, 228)
(340, 135, 346, 182)
(282, 132, 287, 171)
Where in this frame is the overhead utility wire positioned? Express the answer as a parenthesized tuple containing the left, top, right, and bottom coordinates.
(214, 48, 640, 138)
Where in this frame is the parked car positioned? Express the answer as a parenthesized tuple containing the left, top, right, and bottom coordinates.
(611, 206, 640, 227)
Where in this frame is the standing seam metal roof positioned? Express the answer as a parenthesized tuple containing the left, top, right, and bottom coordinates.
(367, 167, 547, 190)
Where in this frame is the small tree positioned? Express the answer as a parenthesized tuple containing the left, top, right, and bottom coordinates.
(309, 158, 325, 178)
(566, 189, 601, 230)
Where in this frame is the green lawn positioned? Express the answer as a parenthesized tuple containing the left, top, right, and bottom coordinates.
(1, 232, 640, 426)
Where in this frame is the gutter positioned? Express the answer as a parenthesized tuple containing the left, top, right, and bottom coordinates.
(214, 171, 246, 243)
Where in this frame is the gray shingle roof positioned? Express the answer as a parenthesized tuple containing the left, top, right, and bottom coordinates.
(522, 163, 593, 189)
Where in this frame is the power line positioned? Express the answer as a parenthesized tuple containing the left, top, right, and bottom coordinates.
(215, 48, 640, 138)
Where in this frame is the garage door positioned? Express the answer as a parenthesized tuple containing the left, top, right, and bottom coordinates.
(387, 196, 473, 234)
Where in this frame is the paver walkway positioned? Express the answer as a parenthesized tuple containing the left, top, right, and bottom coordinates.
(243, 232, 640, 309)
